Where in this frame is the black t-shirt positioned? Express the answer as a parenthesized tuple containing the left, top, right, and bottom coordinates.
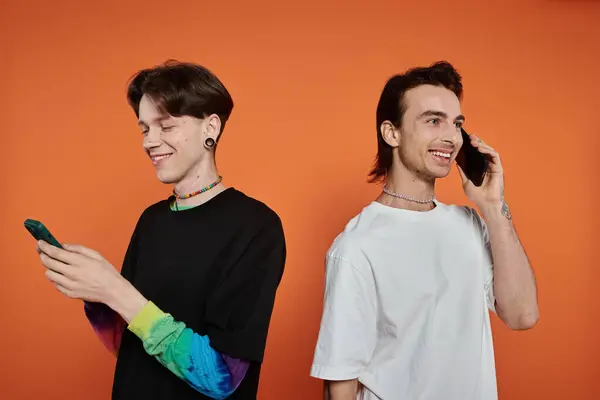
(111, 188, 287, 399)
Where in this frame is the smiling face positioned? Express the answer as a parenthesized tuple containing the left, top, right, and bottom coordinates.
(138, 94, 214, 185)
(383, 84, 465, 182)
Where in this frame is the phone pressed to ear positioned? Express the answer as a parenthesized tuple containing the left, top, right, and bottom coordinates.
(455, 127, 488, 187)
(24, 219, 63, 248)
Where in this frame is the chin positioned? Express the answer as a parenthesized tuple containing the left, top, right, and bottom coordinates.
(155, 169, 180, 184)
(425, 166, 452, 180)
(434, 169, 452, 178)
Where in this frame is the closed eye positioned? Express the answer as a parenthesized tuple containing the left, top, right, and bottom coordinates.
(161, 126, 175, 132)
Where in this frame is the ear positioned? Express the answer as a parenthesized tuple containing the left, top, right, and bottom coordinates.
(380, 121, 401, 148)
(204, 114, 222, 142)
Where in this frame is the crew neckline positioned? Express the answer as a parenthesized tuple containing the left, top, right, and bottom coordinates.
(167, 187, 236, 212)
(369, 198, 445, 219)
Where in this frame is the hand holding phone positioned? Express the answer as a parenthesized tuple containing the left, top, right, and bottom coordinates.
(455, 127, 489, 187)
(24, 219, 63, 248)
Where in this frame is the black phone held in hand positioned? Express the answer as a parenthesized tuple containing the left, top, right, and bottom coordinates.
(24, 219, 63, 249)
(455, 127, 488, 187)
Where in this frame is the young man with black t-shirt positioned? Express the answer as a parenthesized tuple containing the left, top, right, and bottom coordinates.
(36, 60, 286, 399)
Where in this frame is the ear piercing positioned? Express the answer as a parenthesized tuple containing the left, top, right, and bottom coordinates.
(204, 138, 215, 148)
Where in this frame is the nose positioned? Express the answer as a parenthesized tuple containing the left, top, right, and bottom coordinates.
(441, 125, 460, 147)
(142, 128, 161, 150)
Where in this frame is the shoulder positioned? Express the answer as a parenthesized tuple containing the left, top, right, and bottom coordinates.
(143, 199, 170, 215)
(227, 188, 284, 233)
(322, 229, 377, 292)
(328, 232, 364, 263)
(129, 199, 170, 230)
(225, 190, 286, 274)
(438, 202, 488, 239)
(325, 205, 378, 272)
(221, 189, 286, 254)
(231, 189, 282, 224)
(437, 202, 483, 224)
(453, 204, 486, 229)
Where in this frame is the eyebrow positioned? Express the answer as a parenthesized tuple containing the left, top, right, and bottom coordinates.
(418, 110, 465, 122)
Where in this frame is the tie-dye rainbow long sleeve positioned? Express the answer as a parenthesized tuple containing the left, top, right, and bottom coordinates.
(84, 301, 249, 398)
(84, 301, 125, 355)
(127, 301, 250, 398)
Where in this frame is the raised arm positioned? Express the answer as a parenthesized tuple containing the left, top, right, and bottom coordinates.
(480, 200, 539, 330)
(459, 133, 539, 331)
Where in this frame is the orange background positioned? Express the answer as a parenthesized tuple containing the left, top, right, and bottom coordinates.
(2, 0, 599, 399)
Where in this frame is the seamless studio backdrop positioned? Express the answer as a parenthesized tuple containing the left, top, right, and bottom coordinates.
(1, 0, 599, 399)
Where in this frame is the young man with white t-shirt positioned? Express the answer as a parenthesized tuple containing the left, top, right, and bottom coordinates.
(310, 61, 539, 400)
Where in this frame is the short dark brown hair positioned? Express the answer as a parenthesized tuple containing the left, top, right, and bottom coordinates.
(126, 60, 234, 142)
(368, 61, 463, 183)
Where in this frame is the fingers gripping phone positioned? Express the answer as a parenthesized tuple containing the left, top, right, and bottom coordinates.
(24, 219, 63, 249)
(455, 127, 488, 187)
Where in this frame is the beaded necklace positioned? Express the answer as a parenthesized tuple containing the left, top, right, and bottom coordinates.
(171, 175, 223, 211)
(173, 176, 223, 200)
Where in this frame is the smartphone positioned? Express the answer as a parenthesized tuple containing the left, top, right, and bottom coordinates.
(455, 127, 488, 187)
(24, 219, 63, 248)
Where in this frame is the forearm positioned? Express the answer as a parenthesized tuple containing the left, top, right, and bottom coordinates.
(128, 302, 249, 398)
(480, 200, 539, 329)
(325, 380, 359, 400)
(105, 281, 248, 397)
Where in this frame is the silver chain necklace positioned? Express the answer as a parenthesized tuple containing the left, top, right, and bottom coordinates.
(382, 186, 435, 204)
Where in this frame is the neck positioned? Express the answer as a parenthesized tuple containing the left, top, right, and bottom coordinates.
(376, 165, 436, 212)
(173, 158, 226, 207)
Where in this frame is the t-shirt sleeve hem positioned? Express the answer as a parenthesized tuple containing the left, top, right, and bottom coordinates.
(309, 364, 362, 381)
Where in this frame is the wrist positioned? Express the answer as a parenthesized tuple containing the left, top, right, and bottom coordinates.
(105, 277, 148, 324)
(477, 199, 504, 219)
(478, 197, 513, 222)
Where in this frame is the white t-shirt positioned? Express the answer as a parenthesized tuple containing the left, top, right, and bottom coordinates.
(310, 200, 498, 400)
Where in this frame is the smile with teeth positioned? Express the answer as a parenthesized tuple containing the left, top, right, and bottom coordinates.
(429, 151, 451, 159)
(150, 154, 172, 165)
